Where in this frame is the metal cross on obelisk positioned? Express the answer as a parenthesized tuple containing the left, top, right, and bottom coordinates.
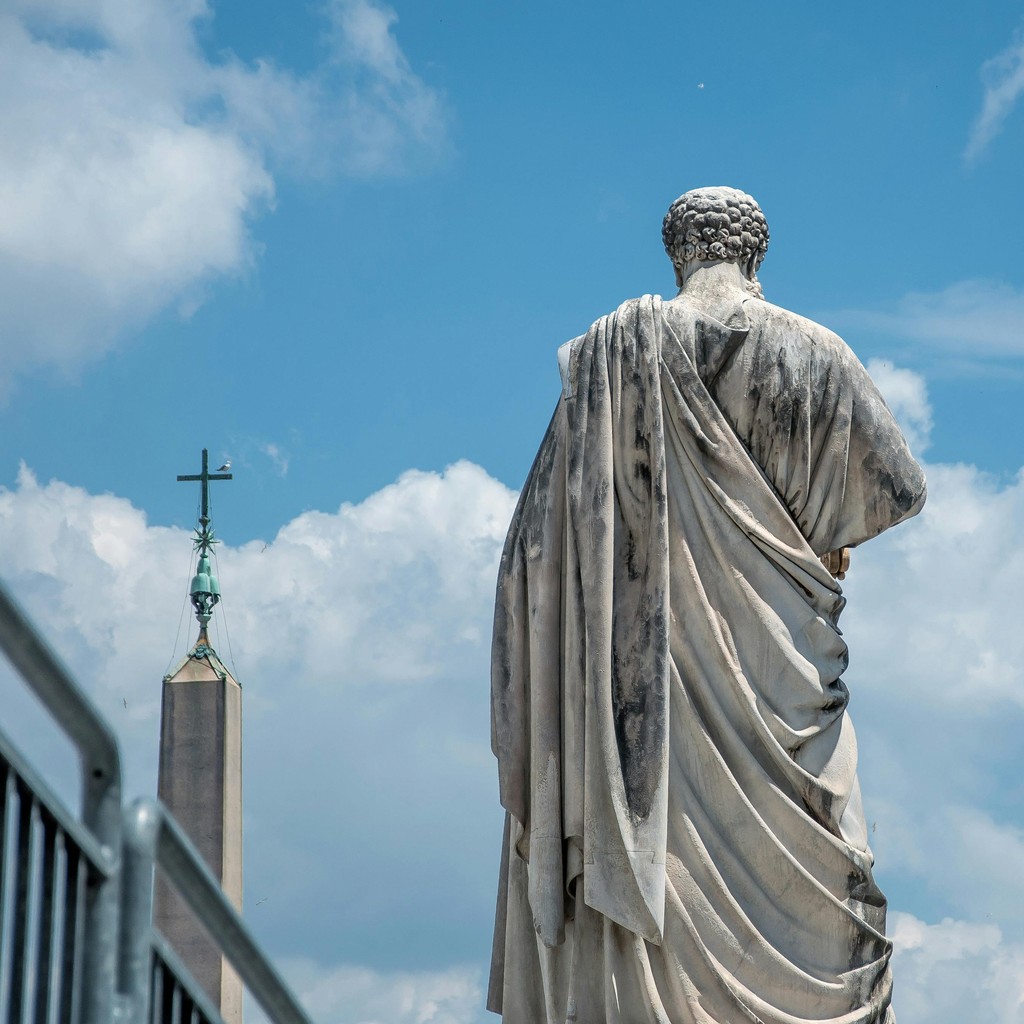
(177, 448, 232, 551)
(177, 449, 233, 634)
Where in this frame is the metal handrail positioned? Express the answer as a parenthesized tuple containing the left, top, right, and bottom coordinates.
(121, 799, 313, 1024)
(0, 582, 122, 1024)
(0, 731, 112, 881)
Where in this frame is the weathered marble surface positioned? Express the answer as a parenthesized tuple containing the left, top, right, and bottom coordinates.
(488, 188, 925, 1024)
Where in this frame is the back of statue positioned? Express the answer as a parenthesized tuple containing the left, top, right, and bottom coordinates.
(488, 187, 925, 1024)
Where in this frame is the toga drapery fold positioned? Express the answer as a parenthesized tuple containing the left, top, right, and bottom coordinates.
(489, 295, 925, 1023)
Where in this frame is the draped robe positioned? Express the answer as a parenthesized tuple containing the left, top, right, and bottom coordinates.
(488, 294, 926, 1024)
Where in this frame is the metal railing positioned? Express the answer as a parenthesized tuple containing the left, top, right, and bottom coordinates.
(0, 582, 313, 1024)
(0, 728, 112, 1024)
(0, 584, 121, 1024)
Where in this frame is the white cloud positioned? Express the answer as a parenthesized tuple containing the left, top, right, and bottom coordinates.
(830, 279, 1024, 361)
(0, 459, 515, 785)
(0, 5, 273, 386)
(966, 33, 1024, 162)
(890, 913, 1024, 1023)
(219, 460, 514, 688)
(842, 457, 1024, 711)
(868, 798, 1024, 932)
(323, 0, 449, 177)
(247, 961, 486, 1024)
(258, 442, 290, 477)
(0, 0, 447, 390)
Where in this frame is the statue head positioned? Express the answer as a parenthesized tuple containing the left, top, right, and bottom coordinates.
(662, 187, 769, 297)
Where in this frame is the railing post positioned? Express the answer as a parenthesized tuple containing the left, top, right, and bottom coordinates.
(118, 801, 161, 1024)
(82, 765, 122, 1024)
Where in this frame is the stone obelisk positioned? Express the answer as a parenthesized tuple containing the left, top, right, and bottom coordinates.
(155, 450, 243, 1023)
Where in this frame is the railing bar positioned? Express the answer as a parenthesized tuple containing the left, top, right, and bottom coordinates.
(0, 761, 9, 893)
(43, 831, 68, 1024)
(57, 851, 85, 1024)
(52, 844, 74, 1024)
(169, 980, 182, 1024)
(9, 782, 34, 1024)
(0, 770, 19, 1024)
(55, 847, 73, 1024)
(150, 961, 164, 1024)
(119, 800, 157, 1024)
(19, 799, 47, 1024)
(0, 757, 7, 851)
(33, 817, 59, 1024)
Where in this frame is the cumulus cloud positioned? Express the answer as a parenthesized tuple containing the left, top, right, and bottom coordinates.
(866, 791, 1024, 934)
(830, 279, 1024, 361)
(0, 458, 514, 784)
(842, 455, 1024, 712)
(890, 913, 1024, 1023)
(0, 0, 447, 390)
(966, 32, 1024, 162)
(220, 461, 515, 688)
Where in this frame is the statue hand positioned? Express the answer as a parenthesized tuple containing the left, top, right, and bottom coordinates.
(820, 548, 850, 580)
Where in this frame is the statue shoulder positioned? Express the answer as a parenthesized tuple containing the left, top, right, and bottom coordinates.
(557, 296, 663, 397)
(746, 298, 856, 364)
(743, 300, 911, 465)
(749, 298, 842, 343)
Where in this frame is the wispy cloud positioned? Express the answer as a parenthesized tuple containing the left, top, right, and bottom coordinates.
(828, 279, 1024, 360)
(259, 442, 290, 478)
(323, 0, 450, 177)
(965, 31, 1024, 162)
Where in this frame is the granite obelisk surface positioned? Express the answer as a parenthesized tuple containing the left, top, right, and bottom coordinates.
(156, 642, 243, 1022)
(155, 448, 242, 1022)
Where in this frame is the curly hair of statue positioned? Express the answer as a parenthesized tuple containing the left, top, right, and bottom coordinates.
(662, 187, 770, 298)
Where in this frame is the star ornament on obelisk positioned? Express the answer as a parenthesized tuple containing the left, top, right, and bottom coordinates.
(156, 448, 243, 1024)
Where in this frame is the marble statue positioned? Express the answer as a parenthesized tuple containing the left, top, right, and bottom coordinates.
(488, 187, 926, 1024)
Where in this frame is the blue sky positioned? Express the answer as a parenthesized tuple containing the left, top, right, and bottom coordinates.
(1, 2, 1024, 1021)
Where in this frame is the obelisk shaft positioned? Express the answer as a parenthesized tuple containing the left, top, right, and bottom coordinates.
(155, 653, 243, 1021)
